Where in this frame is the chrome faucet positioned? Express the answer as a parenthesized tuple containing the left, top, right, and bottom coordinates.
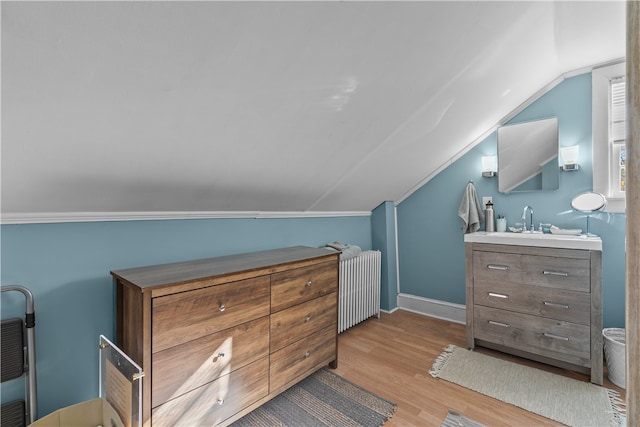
(522, 206, 534, 232)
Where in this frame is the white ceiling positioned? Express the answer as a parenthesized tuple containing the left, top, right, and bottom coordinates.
(0, 1, 626, 221)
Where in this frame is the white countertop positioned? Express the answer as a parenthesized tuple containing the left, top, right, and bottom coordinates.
(464, 231, 602, 251)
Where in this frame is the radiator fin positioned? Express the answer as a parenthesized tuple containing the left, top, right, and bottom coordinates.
(339, 250, 381, 333)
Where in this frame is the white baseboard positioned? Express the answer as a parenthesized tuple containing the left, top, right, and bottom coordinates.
(379, 307, 399, 315)
(396, 293, 466, 324)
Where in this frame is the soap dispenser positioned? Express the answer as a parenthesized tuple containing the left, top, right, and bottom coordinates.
(485, 201, 495, 232)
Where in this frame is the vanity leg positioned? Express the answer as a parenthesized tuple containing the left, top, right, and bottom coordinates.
(465, 243, 475, 350)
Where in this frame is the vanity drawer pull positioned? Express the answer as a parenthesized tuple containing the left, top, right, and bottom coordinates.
(487, 264, 510, 271)
(543, 301, 570, 309)
(543, 270, 569, 277)
(488, 292, 509, 299)
(543, 332, 570, 341)
(488, 320, 510, 328)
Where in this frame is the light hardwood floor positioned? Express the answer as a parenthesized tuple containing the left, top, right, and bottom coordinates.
(332, 310, 626, 427)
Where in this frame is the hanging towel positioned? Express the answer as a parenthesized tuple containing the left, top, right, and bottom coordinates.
(458, 182, 485, 233)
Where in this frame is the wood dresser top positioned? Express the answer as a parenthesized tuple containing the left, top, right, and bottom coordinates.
(111, 246, 337, 289)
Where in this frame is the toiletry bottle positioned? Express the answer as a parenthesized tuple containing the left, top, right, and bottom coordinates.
(485, 201, 495, 232)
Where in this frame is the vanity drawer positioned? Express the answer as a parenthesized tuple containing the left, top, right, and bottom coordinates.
(152, 276, 270, 352)
(152, 317, 270, 407)
(474, 280, 591, 325)
(270, 293, 337, 352)
(270, 327, 336, 393)
(474, 305, 591, 367)
(473, 251, 590, 292)
(271, 261, 338, 312)
(152, 357, 269, 427)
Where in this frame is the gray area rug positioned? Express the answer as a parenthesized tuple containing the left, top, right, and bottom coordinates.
(441, 409, 486, 427)
(430, 345, 626, 427)
(230, 369, 396, 427)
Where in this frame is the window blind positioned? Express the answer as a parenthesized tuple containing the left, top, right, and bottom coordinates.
(610, 78, 626, 143)
(610, 78, 626, 194)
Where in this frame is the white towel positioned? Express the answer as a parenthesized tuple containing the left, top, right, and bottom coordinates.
(458, 182, 485, 233)
(325, 241, 362, 260)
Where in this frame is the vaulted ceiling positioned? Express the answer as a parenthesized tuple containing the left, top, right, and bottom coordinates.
(1, 1, 626, 221)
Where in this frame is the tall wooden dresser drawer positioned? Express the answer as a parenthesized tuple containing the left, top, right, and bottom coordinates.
(152, 276, 270, 352)
(152, 317, 270, 407)
(270, 293, 337, 352)
(271, 261, 337, 312)
(269, 327, 336, 392)
(152, 357, 269, 427)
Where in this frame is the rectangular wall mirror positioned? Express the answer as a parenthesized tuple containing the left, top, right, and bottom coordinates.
(498, 117, 559, 193)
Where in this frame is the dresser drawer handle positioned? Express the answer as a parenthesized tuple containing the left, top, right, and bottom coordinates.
(488, 292, 509, 299)
(543, 301, 570, 309)
(216, 399, 224, 405)
(218, 304, 226, 312)
(212, 352, 225, 363)
(305, 315, 312, 322)
(487, 264, 510, 271)
(488, 320, 510, 328)
(543, 270, 569, 277)
(306, 280, 313, 287)
(543, 332, 570, 341)
(304, 351, 311, 358)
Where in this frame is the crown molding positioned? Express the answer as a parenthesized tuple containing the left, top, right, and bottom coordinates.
(1, 210, 371, 225)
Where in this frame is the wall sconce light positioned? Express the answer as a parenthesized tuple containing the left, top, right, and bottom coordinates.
(481, 156, 497, 177)
(561, 145, 580, 171)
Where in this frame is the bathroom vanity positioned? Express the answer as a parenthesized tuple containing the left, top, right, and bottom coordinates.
(464, 232, 603, 384)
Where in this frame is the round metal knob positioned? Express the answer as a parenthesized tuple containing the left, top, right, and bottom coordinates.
(217, 399, 224, 405)
(304, 351, 310, 358)
(218, 304, 226, 312)
(212, 352, 225, 363)
(306, 280, 313, 287)
(305, 315, 311, 322)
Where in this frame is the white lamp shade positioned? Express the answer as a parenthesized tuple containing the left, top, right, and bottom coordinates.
(561, 145, 579, 165)
(481, 156, 497, 172)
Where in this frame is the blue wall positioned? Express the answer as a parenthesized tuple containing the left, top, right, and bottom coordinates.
(0, 216, 371, 417)
(396, 72, 626, 328)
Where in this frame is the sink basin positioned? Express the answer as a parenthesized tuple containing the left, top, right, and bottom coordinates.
(464, 231, 602, 250)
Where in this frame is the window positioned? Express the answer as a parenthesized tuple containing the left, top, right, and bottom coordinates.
(592, 62, 626, 213)
(609, 78, 626, 198)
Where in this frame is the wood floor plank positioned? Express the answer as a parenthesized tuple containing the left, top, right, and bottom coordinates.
(333, 310, 625, 427)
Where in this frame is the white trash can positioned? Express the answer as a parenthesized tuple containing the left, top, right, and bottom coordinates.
(603, 328, 626, 389)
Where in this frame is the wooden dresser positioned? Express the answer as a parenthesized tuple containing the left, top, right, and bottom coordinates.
(465, 242, 603, 384)
(111, 246, 339, 426)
